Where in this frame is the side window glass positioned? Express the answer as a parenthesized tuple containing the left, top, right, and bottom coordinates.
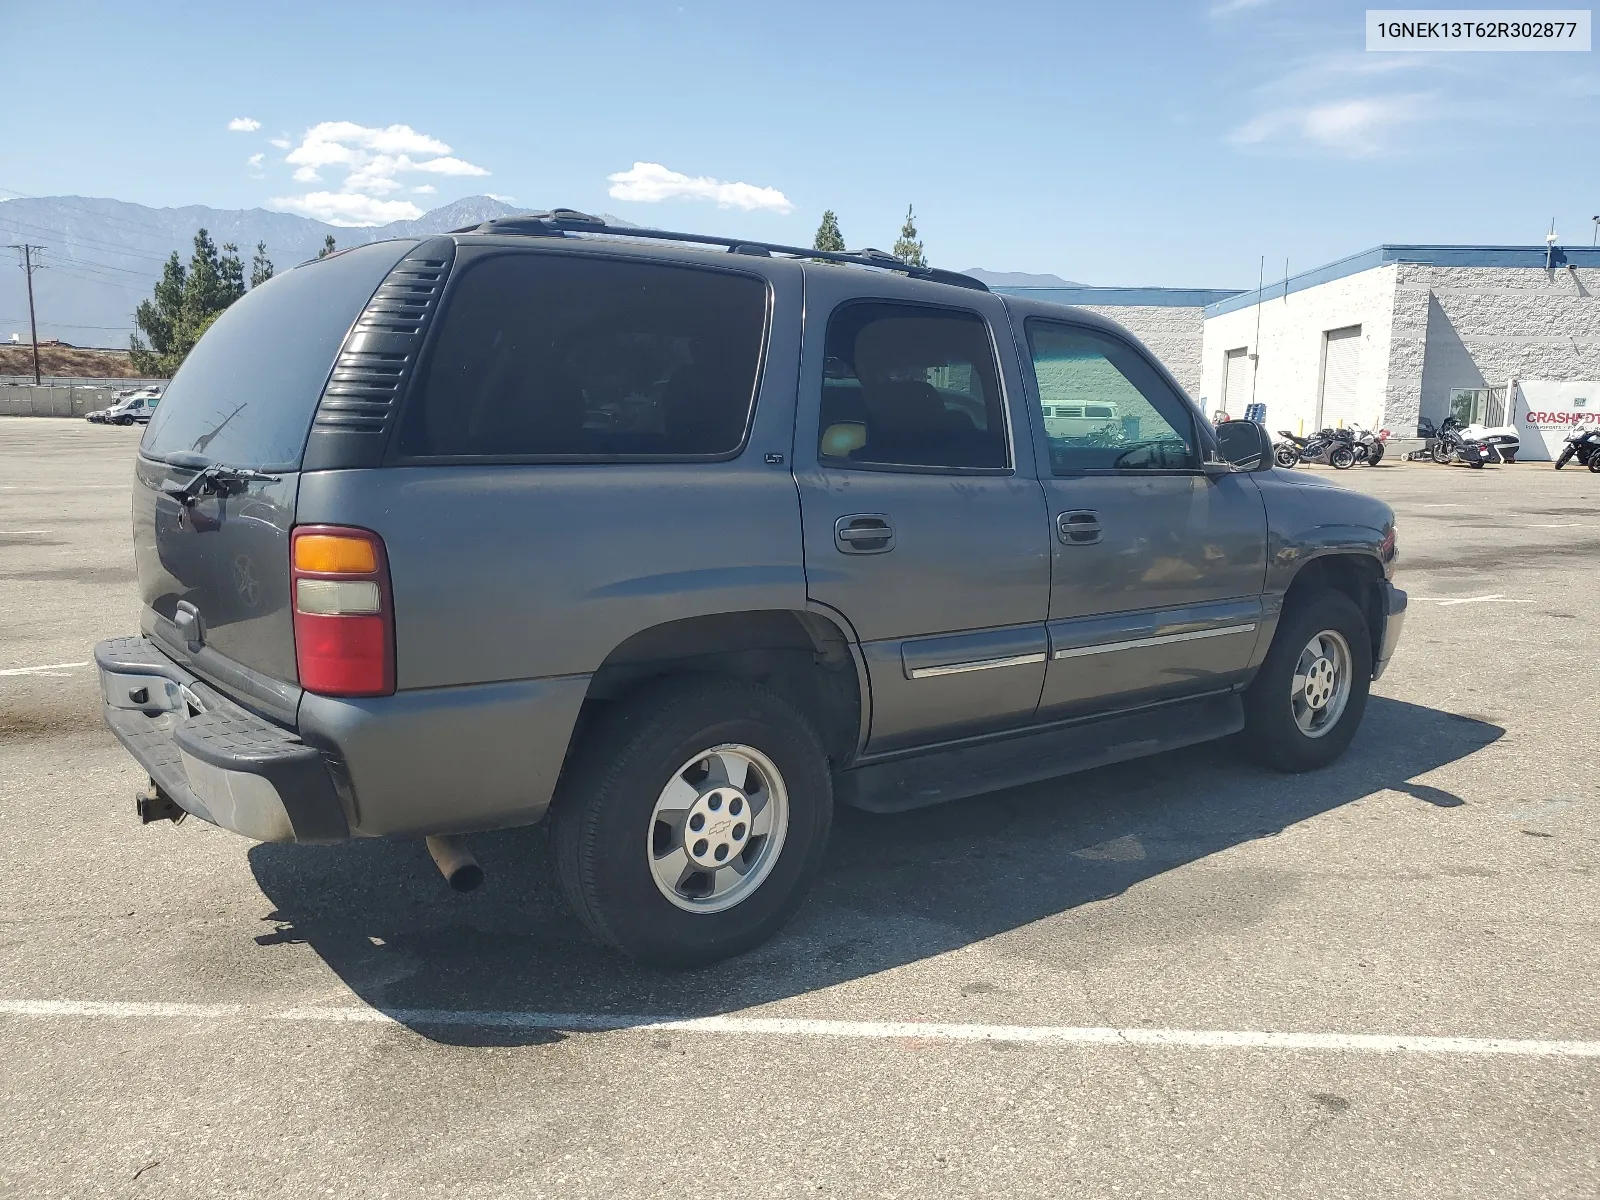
(1026, 321, 1198, 474)
(398, 254, 768, 460)
(818, 302, 1008, 470)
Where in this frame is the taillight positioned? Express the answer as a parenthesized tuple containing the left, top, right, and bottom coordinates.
(1379, 525, 1398, 580)
(290, 525, 395, 696)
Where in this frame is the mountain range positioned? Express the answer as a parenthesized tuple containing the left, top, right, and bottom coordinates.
(0, 194, 1073, 346)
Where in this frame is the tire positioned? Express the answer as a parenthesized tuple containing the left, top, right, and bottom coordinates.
(1588, 456, 1600, 474)
(1554, 446, 1573, 469)
(1468, 457, 1485, 468)
(116, 415, 134, 426)
(1366, 443, 1385, 466)
(1274, 446, 1298, 468)
(1431, 442, 1454, 465)
(549, 675, 833, 968)
(1241, 590, 1373, 773)
(1330, 446, 1356, 470)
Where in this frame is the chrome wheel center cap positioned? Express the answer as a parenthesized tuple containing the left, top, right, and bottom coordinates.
(1304, 658, 1336, 709)
(684, 787, 751, 869)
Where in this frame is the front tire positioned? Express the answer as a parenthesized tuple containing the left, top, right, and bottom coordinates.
(550, 676, 833, 968)
(1241, 590, 1372, 773)
(1555, 446, 1573, 469)
(1431, 442, 1454, 465)
(1330, 445, 1356, 470)
(1588, 456, 1600, 474)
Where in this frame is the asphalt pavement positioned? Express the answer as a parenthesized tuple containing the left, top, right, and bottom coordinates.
(1, 419, 1595, 1198)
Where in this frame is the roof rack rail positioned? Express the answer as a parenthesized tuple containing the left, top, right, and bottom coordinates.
(451, 209, 989, 292)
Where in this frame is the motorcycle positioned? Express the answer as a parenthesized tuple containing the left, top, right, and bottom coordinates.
(1460, 421, 1520, 464)
(1553, 427, 1600, 470)
(1420, 416, 1499, 468)
(1347, 424, 1388, 466)
(1274, 427, 1358, 470)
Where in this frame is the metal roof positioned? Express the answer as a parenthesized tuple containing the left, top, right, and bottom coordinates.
(1204, 244, 1600, 318)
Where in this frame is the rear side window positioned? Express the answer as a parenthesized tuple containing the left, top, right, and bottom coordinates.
(141, 240, 414, 470)
(396, 253, 769, 460)
(817, 302, 1008, 470)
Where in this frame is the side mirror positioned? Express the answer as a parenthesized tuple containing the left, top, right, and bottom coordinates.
(1214, 420, 1273, 471)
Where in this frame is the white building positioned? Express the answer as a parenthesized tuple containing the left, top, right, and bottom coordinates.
(1199, 245, 1600, 458)
(992, 286, 1242, 398)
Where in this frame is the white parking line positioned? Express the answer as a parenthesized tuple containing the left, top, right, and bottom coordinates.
(0, 662, 88, 677)
(1408, 595, 1534, 606)
(0, 530, 51, 535)
(2, 1000, 1596, 1058)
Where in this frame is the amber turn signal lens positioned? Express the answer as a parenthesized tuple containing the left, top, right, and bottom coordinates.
(294, 534, 378, 575)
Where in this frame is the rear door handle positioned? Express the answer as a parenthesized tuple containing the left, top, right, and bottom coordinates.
(1057, 510, 1101, 545)
(835, 514, 895, 554)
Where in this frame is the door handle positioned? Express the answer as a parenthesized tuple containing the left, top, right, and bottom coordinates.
(835, 514, 895, 554)
(1057, 510, 1101, 545)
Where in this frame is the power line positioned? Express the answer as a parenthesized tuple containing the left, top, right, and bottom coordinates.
(0, 214, 174, 262)
(0, 184, 182, 238)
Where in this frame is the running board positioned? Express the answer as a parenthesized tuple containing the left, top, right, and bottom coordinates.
(836, 693, 1244, 813)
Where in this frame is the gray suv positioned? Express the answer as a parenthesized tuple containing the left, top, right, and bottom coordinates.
(96, 212, 1405, 967)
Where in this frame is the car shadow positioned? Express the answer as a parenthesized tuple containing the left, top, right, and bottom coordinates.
(247, 695, 1501, 1045)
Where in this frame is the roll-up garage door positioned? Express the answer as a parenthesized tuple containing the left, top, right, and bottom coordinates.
(1222, 348, 1253, 414)
(1319, 326, 1362, 427)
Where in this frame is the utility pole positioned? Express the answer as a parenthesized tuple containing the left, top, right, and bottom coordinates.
(7, 244, 43, 384)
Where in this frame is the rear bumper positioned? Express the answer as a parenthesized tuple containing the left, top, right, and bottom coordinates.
(1372, 582, 1407, 681)
(97, 635, 592, 841)
(95, 637, 348, 843)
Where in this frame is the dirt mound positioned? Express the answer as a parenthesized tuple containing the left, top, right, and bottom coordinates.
(0, 344, 145, 378)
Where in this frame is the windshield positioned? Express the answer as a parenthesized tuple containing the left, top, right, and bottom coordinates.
(140, 239, 415, 470)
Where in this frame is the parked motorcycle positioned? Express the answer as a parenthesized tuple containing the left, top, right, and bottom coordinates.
(1347, 424, 1388, 466)
(1421, 416, 1499, 468)
(1553, 427, 1600, 470)
(1460, 421, 1520, 464)
(1274, 427, 1357, 470)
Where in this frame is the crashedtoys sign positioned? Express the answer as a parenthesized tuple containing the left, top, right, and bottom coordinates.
(1513, 380, 1599, 460)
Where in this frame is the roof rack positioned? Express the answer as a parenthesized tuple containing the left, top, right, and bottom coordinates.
(450, 208, 989, 292)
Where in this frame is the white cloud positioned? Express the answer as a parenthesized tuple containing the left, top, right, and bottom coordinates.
(268, 191, 423, 226)
(227, 117, 261, 132)
(269, 135, 292, 149)
(1231, 93, 1431, 155)
(246, 152, 265, 179)
(414, 156, 489, 177)
(606, 161, 792, 213)
(412, 184, 438, 195)
(269, 121, 489, 225)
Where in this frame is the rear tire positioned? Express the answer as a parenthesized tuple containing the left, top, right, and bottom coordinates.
(549, 675, 833, 968)
(1241, 590, 1372, 773)
(1588, 456, 1600, 474)
(1274, 445, 1299, 468)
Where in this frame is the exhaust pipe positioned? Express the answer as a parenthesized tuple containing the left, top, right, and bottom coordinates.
(425, 835, 484, 893)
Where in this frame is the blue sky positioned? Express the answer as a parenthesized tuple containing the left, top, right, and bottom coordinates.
(4, 0, 1598, 288)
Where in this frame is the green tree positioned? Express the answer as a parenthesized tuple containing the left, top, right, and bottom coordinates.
(812, 209, 845, 254)
(317, 233, 337, 259)
(250, 241, 274, 288)
(892, 204, 926, 267)
(129, 228, 247, 376)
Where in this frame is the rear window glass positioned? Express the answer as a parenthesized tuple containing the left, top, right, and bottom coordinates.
(395, 252, 769, 460)
(141, 240, 414, 470)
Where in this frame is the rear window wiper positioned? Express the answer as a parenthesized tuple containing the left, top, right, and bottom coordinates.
(159, 454, 282, 506)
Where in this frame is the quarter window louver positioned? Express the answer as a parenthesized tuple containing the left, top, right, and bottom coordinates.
(312, 250, 453, 436)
